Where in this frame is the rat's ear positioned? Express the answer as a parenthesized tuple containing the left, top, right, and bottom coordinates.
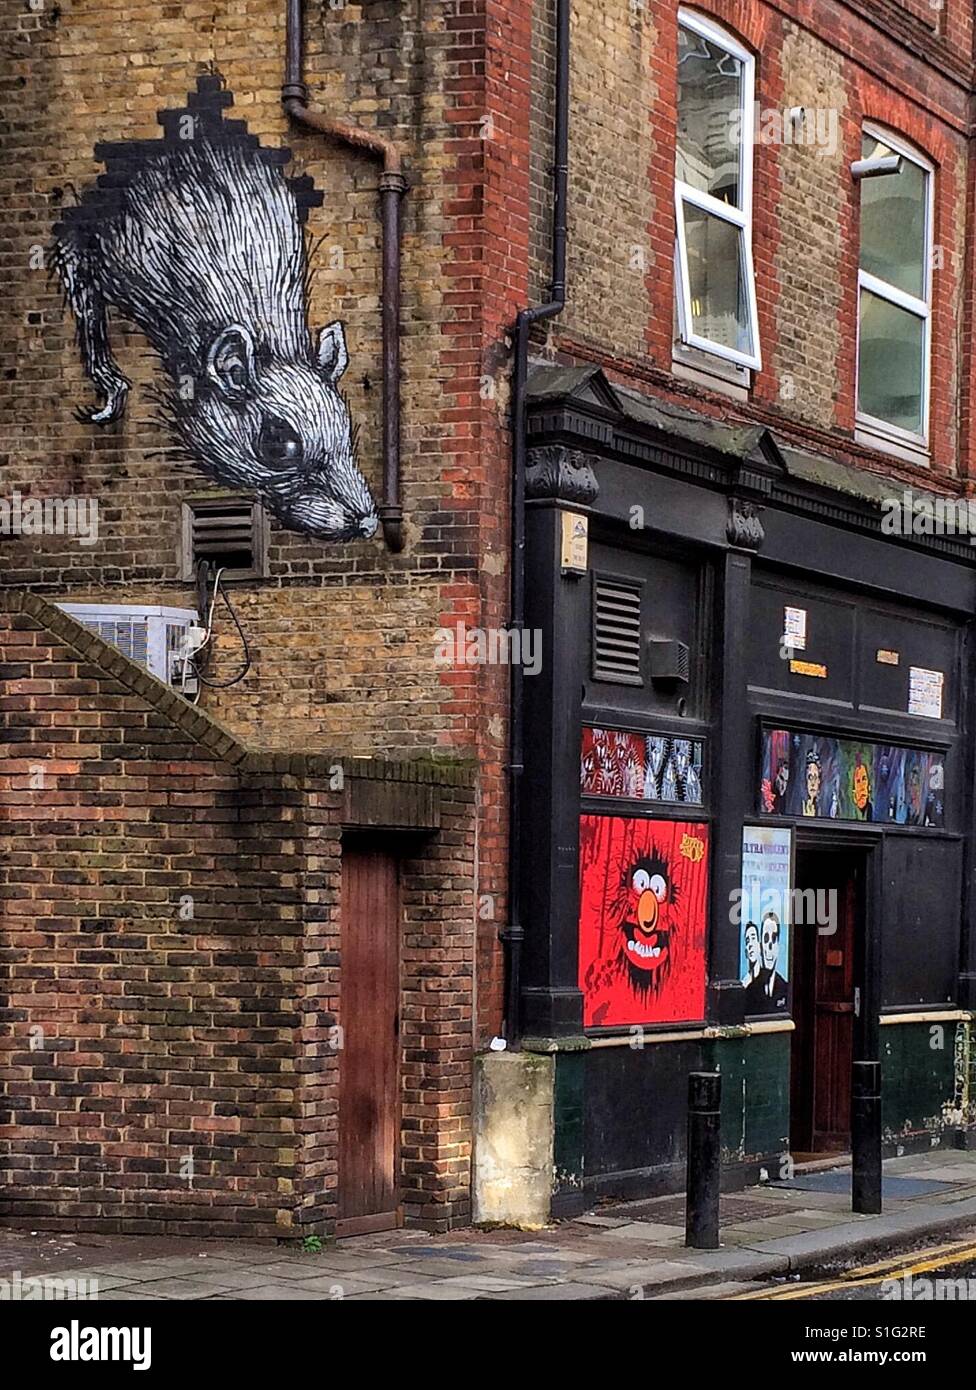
(206, 325, 256, 399)
(317, 321, 349, 385)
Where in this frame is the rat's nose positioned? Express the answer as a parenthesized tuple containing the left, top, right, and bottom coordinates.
(358, 513, 379, 538)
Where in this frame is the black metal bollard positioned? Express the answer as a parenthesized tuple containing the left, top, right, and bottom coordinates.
(852, 1060, 882, 1215)
(685, 1070, 721, 1249)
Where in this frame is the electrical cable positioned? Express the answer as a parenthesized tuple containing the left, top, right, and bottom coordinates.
(191, 566, 251, 689)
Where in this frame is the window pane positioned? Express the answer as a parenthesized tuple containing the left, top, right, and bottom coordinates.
(858, 288, 925, 435)
(681, 202, 754, 355)
(677, 24, 743, 207)
(859, 136, 927, 299)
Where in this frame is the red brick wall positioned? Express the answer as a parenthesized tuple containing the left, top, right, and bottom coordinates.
(0, 598, 476, 1235)
(530, 0, 973, 492)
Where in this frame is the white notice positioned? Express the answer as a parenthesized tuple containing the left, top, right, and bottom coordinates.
(908, 666, 943, 720)
(783, 606, 807, 651)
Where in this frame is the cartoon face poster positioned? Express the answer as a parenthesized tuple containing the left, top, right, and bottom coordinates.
(579, 815, 709, 1028)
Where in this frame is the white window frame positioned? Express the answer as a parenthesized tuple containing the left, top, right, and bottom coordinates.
(855, 124, 934, 453)
(674, 8, 761, 372)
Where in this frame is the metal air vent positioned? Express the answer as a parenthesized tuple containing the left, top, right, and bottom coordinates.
(181, 498, 266, 580)
(592, 576, 643, 685)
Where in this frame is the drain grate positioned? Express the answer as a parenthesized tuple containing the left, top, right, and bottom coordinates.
(610, 1194, 794, 1227)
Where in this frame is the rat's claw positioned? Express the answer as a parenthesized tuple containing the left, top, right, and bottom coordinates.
(84, 381, 129, 425)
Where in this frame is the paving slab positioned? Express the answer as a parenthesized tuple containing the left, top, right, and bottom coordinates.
(603, 1222, 685, 1243)
(481, 1282, 631, 1301)
(575, 1214, 634, 1229)
(287, 1273, 409, 1297)
(381, 1282, 483, 1300)
(653, 1280, 768, 1300)
(123, 1277, 228, 1300)
(242, 1261, 332, 1282)
(232, 1284, 341, 1301)
(175, 1270, 276, 1291)
(90, 1290, 169, 1301)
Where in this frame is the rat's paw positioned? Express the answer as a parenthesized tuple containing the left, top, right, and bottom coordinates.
(82, 380, 130, 425)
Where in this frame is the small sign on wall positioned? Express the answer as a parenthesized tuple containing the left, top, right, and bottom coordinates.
(782, 605, 807, 651)
(560, 511, 588, 574)
(789, 659, 827, 679)
(908, 666, 943, 720)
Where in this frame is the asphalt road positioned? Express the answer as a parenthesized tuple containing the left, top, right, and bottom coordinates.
(808, 1256, 976, 1300)
(734, 1234, 976, 1301)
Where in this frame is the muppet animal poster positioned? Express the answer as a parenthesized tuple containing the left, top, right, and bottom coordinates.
(579, 815, 709, 1028)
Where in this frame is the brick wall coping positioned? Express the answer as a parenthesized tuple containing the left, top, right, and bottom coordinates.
(3, 590, 474, 789)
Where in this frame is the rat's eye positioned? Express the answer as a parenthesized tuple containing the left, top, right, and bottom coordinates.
(257, 416, 304, 468)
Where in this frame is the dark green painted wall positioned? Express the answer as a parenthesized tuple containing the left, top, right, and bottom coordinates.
(881, 1021, 961, 1144)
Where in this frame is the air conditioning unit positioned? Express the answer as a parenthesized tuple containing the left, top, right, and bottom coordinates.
(58, 603, 200, 692)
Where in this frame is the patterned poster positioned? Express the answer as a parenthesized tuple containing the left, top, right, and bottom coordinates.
(760, 729, 945, 827)
(580, 726, 704, 805)
(579, 815, 709, 1028)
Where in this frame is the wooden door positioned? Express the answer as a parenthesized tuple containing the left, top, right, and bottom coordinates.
(811, 870, 855, 1150)
(337, 841, 400, 1236)
(791, 852, 858, 1155)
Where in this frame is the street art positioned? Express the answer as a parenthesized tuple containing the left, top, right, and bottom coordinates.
(50, 74, 378, 542)
(739, 826, 792, 1016)
(760, 729, 945, 827)
(580, 726, 704, 805)
(579, 814, 709, 1028)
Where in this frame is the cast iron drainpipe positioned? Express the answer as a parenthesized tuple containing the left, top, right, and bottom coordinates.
(503, 0, 570, 1049)
(282, 0, 407, 552)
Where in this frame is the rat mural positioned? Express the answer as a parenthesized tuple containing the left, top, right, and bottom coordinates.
(51, 74, 378, 542)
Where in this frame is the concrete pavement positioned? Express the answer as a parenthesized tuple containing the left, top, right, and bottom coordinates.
(3, 1149, 976, 1301)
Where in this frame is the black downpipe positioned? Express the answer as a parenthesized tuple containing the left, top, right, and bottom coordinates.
(504, 0, 570, 1048)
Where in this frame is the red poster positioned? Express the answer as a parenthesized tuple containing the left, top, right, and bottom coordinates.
(579, 815, 709, 1028)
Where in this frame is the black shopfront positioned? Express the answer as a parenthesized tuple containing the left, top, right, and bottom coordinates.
(516, 365, 976, 1210)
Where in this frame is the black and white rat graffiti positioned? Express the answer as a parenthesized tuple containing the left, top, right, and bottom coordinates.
(51, 75, 378, 541)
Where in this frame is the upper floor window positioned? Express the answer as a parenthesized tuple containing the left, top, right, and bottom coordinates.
(674, 10, 761, 371)
(856, 127, 933, 452)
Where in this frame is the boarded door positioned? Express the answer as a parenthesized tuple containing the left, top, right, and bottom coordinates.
(338, 840, 400, 1236)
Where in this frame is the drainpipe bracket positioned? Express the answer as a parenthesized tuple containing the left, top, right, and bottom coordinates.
(281, 82, 309, 107)
(379, 170, 408, 197)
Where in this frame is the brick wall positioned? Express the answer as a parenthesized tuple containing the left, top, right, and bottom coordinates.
(0, 1, 519, 1044)
(0, 595, 476, 1234)
(529, 0, 974, 488)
